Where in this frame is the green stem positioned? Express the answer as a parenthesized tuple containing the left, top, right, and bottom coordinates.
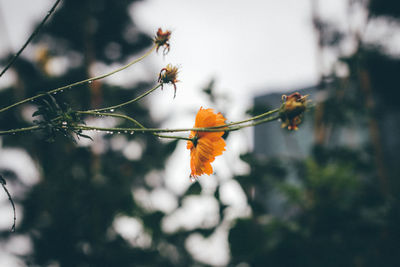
(0, 45, 156, 114)
(0, 107, 280, 139)
(220, 108, 279, 128)
(78, 111, 192, 141)
(72, 114, 280, 134)
(0, 125, 42, 135)
(86, 83, 161, 113)
(0, 0, 62, 78)
(223, 114, 281, 132)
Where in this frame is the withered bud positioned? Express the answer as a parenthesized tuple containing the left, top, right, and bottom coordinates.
(279, 92, 308, 130)
(154, 28, 171, 55)
(158, 64, 179, 98)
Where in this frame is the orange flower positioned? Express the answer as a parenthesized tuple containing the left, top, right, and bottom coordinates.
(154, 28, 171, 55)
(279, 92, 308, 130)
(187, 107, 227, 179)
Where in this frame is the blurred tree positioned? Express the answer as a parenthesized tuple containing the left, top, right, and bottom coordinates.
(229, 1, 400, 266)
(0, 0, 208, 266)
(2, 1, 399, 266)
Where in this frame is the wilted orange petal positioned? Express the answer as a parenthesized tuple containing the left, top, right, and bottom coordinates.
(187, 107, 227, 178)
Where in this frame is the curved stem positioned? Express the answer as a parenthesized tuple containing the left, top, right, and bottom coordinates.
(86, 83, 161, 113)
(0, 45, 156, 114)
(0, 0, 62, 78)
(0, 176, 16, 232)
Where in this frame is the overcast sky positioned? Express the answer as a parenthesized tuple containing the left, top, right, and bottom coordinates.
(0, 0, 326, 184)
(130, 0, 323, 196)
(132, 0, 320, 119)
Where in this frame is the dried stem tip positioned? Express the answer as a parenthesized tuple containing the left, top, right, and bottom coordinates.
(279, 92, 308, 131)
(154, 28, 171, 55)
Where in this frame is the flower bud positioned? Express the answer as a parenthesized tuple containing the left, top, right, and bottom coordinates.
(154, 28, 171, 55)
(158, 64, 179, 98)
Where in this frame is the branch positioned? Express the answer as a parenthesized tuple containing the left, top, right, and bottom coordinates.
(0, 0, 62, 78)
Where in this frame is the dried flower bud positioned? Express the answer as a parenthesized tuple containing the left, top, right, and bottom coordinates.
(154, 28, 171, 55)
(158, 64, 179, 98)
(279, 92, 308, 130)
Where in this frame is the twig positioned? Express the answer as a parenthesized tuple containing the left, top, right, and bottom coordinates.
(0, 45, 156, 114)
(0, 0, 62, 78)
(87, 83, 161, 113)
(0, 175, 16, 232)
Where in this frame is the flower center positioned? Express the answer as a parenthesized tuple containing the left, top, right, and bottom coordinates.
(192, 134, 199, 147)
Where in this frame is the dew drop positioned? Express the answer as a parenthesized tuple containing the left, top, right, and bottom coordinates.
(88, 81, 92, 84)
(110, 109, 114, 112)
(129, 131, 135, 135)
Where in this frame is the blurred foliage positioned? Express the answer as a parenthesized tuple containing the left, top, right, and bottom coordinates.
(0, 0, 215, 266)
(229, 1, 400, 267)
(1, 0, 400, 266)
(230, 148, 398, 267)
(369, 0, 400, 18)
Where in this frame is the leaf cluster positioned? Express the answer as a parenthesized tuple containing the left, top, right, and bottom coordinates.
(32, 94, 91, 142)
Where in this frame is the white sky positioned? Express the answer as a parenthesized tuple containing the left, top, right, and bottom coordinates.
(132, 0, 320, 120)
(0, 0, 325, 192)
(0, 0, 347, 266)
(130, 0, 322, 207)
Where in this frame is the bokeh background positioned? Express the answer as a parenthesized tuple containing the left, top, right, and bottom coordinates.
(1, 0, 400, 266)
